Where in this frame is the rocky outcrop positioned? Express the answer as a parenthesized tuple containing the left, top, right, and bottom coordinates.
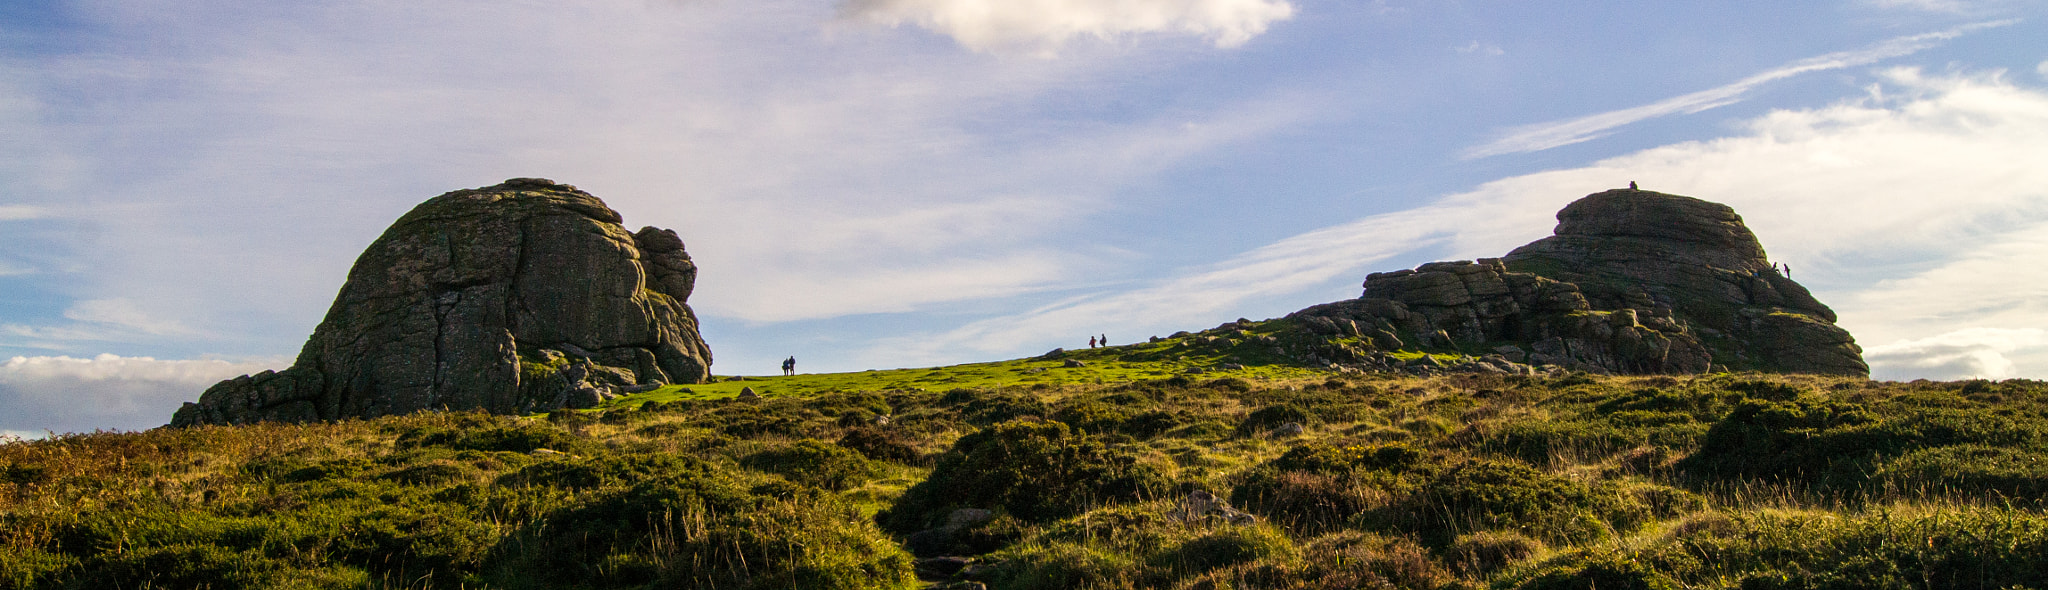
(173, 178, 712, 426)
(1288, 188, 1865, 376)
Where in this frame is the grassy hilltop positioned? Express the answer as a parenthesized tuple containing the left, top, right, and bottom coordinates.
(6, 327, 2048, 589)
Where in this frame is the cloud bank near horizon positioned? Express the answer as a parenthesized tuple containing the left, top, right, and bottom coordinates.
(0, 354, 285, 435)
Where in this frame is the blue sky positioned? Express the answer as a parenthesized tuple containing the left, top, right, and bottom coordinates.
(4, 0, 2047, 436)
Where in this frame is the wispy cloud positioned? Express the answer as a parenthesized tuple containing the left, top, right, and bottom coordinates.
(2, 299, 203, 352)
(1462, 20, 2015, 158)
(1865, 0, 1972, 11)
(0, 1, 1315, 353)
(62, 299, 196, 337)
(877, 70, 2048, 378)
(0, 205, 49, 221)
(840, 0, 1296, 52)
(0, 354, 286, 434)
(1454, 41, 1503, 56)
(867, 206, 1461, 366)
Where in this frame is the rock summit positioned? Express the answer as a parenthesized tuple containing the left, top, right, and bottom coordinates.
(1288, 188, 1866, 375)
(173, 178, 713, 426)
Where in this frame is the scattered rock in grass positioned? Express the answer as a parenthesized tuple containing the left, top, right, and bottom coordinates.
(1270, 422, 1306, 438)
(1063, 359, 1087, 368)
(947, 508, 997, 529)
(1176, 489, 1259, 525)
(916, 556, 972, 580)
(736, 387, 759, 400)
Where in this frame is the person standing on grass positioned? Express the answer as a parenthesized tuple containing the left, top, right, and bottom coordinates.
(782, 356, 795, 376)
(1100, 334, 1107, 347)
(1089, 336, 1097, 349)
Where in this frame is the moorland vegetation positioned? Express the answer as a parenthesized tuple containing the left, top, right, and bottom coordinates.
(6, 340, 2048, 589)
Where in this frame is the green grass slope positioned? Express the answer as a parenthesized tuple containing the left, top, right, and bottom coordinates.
(6, 345, 2048, 589)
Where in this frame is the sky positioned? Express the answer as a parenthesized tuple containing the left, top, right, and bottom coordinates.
(4, 0, 2047, 437)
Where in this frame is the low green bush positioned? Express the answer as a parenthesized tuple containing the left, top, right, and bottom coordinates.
(1154, 524, 1297, 576)
(880, 420, 1171, 533)
(743, 440, 875, 491)
(1683, 399, 2048, 492)
(1403, 459, 1646, 545)
(1051, 400, 1135, 435)
(1603, 508, 2048, 589)
(1232, 443, 1435, 532)
(1449, 530, 1546, 576)
(487, 458, 914, 590)
(1516, 552, 1680, 590)
(837, 427, 922, 464)
(1236, 404, 1314, 436)
(397, 420, 584, 454)
(1874, 444, 2048, 502)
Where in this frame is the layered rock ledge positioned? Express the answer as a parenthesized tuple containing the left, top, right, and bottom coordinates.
(1288, 188, 1866, 376)
(173, 178, 712, 426)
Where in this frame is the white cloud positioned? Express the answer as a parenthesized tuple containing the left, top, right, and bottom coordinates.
(1865, 0, 1971, 11)
(2038, 59, 2048, 79)
(2, 299, 202, 352)
(1455, 41, 1503, 56)
(882, 70, 2048, 379)
(0, 205, 48, 220)
(1865, 328, 2048, 380)
(839, 0, 1296, 52)
(63, 298, 195, 336)
(0, 354, 285, 434)
(0, 1, 1314, 354)
(1463, 20, 2013, 158)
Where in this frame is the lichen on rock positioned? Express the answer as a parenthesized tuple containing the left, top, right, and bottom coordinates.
(174, 178, 712, 426)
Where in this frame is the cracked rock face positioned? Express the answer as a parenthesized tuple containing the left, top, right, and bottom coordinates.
(173, 178, 712, 426)
(1290, 188, 1866, 376)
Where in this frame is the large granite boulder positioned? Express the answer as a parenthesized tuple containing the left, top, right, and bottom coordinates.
(173, 178, 712, 426)
(1289, 188, 1865, 376)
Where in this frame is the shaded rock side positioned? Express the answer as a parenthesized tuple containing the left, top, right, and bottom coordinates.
(1290, 188, 1865, 376)
(174, 178, 712, 426)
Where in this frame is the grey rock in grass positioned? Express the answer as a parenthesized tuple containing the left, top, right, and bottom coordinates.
(173, 178, 712, 426)
(1288, 188, 1864, 376)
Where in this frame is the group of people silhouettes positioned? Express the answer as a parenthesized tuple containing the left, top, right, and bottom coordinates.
(1752, 262, 1791, 279)
(780, 356, 795, 376)
(1088, 334, 1108, 348)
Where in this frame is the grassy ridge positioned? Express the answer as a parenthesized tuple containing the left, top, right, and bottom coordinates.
(608, 330, 1335, 404)
(5, 353, 2048, 588)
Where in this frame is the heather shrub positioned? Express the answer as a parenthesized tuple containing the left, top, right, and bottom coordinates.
(1401, 459, 1646, 545)
(836, 426, 922, 464)
(880, 420, 1171, 532)
(1235, 404, 1314, 437)
(743, 440, 875, 491)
